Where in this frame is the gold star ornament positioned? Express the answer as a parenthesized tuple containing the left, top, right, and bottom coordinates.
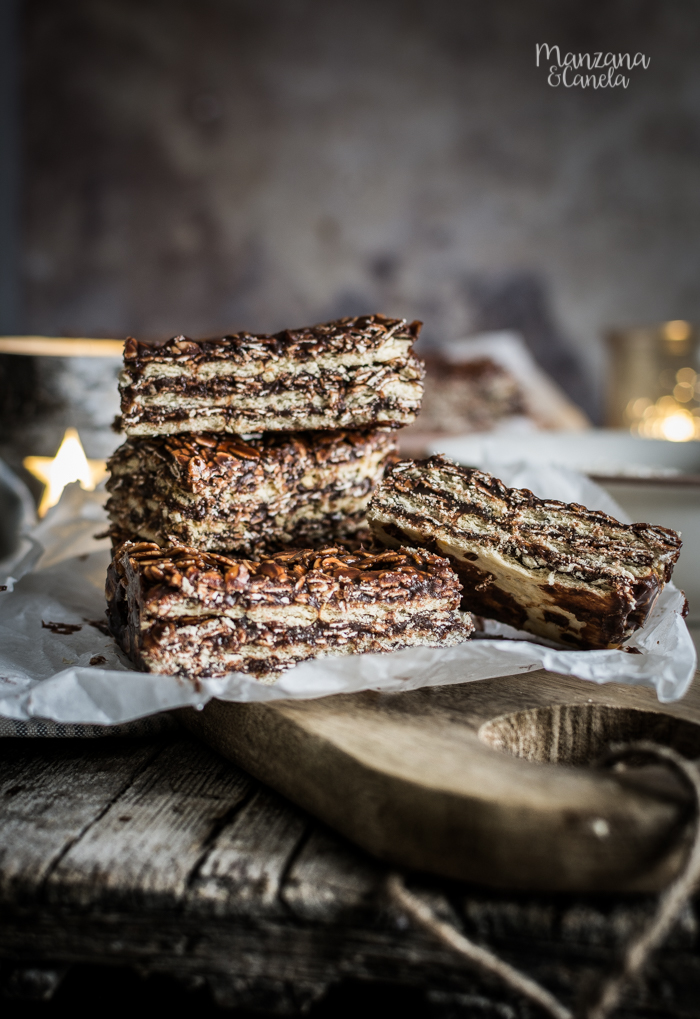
(24, 427, 107, 517)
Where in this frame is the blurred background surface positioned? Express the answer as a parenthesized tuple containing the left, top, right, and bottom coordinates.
(2, 0, 699, 421)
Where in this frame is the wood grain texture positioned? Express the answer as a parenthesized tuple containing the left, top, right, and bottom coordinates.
(0, 713, 699, 1015)
(0, 737, 161, 901)
(181, 670, 700, 892)
(47, 739, 252, 908)
(282, 824, 383, 922)
(187, 785, 308, 917)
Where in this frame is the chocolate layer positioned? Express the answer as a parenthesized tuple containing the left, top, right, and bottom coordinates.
(117, 314, 424, 436)
(368, 455, 682, 650)
(107, 540, 473, 679)
(106, 429, 397, 555)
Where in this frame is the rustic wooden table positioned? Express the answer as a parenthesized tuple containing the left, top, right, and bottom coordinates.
(1, 725, 699, 1017)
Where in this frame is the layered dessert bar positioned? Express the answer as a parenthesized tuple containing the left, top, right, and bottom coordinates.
(106, 540, 473, 680)
(368, 455, 682, 650)
(117, 314, 424, 437)
(106, 429, 397, 555)
(407, 355, 528, 435)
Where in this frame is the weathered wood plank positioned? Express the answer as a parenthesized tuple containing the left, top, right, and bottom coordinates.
(2, 676, 700, 1017)
(187, 785, 308, 917)
(0, 737, 163, 902)
(46, 738, 252, 908)
(282, 823, 383, 922)
(455, 888, 699, 953)
(2, 898, 700, 1017)
(0, 905, 501, 987)
(0, 722, 699, 1017)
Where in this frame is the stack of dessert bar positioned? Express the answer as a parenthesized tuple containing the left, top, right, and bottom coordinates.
(106, 315, 475, 679)
(108, 315, 423, 555)
(105, 314, 682, 682)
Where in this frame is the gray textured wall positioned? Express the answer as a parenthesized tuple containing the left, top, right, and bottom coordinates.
(0, 0, 20, 335)
(20, 0, 700, 424)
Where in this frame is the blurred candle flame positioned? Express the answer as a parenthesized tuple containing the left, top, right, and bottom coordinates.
(663, 320, 692, 343)
(24, 428, 107, 517)
(625, 363, 700, 442)
(658, 410, 696, 442)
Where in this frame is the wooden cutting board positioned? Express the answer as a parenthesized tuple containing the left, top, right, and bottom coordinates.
(181, 669, 700, 893)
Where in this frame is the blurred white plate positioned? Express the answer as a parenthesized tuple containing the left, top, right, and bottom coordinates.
(431, 429, 700, 480)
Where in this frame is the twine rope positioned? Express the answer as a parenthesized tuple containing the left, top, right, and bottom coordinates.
(387, 741, 700, 1019)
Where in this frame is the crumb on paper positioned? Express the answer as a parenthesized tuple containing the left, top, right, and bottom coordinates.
(89, 655, 107, 666)
(85, 618, 111, 636)
(42, 620, 82, 635)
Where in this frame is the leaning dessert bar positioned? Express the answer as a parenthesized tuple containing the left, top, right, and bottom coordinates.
(117, 314, 424, 437)
(367, 455, 682, 650)
(107, 540, 473, 680)
(106, 429, 397, 555)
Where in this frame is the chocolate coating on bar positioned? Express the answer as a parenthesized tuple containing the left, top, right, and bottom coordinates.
(111, 540, 462, 612)
(368, 455, 682, 650)
(106, 539, 472, 679)
(106, 429, 398, 555)
(117, 314, 424, 436)
(122, 314, 422, 363)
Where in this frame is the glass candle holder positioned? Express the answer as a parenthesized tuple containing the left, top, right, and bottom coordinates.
(606, 321, 700, 441)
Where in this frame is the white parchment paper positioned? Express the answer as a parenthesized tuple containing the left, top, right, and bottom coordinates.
(0, 463, 695, 727)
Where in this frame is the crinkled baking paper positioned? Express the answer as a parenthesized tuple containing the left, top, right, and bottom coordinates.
(0, 460, 695, 728)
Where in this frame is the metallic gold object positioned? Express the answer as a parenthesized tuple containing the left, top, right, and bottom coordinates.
(606, 322, 700, 441)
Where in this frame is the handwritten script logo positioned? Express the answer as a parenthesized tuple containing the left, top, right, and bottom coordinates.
(536, 44, 650, 89)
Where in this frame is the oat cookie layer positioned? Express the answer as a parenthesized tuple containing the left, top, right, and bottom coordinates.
(368, 455, 682, 650)
(107, 540, 473, 680)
